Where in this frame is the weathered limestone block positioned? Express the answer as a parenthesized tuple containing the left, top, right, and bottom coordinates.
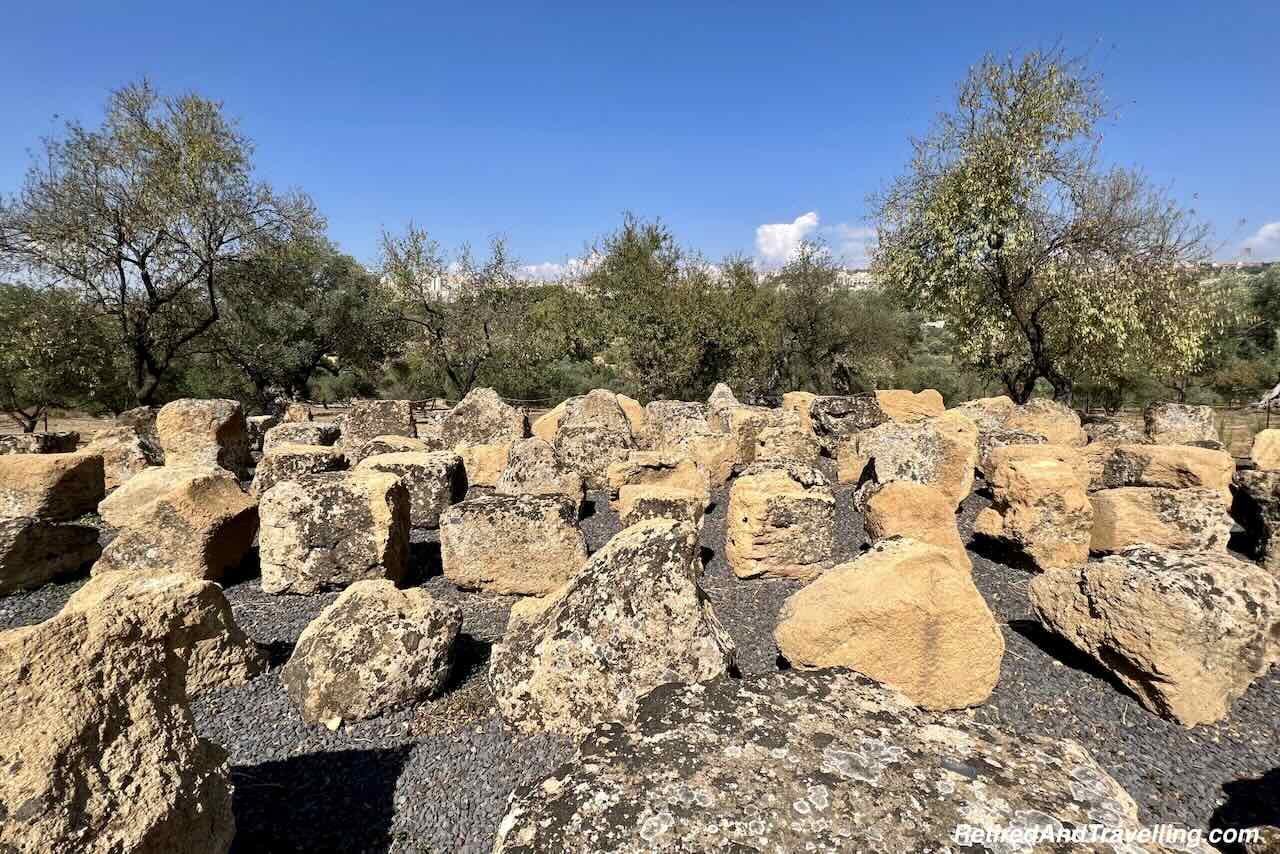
(98, 464, 218, 528)
(0, 581, 235, 853)
(155, 398, 252, 477)
(245, 414, 280, 452)
(495, 438, 584, 506)
(842, 411, 979, 507)
(874, 388, 946, 422)
(342, 399, 416, 463)
(606, 450, 710, 512)
(808, 393, 895, 453)
(638, 400, 713, 452)
(552, 389, 636, 490)
(712, 404, 800, 468)
(973, 446, 1094, 571)
(1144, 401, 1217, 445)
(780, 390, 816, 434)
(455, 442, 511, 489)
(352, 434, 428, 462)
(775, 538, 1003, 709)
(1005, 398, 1088, 447)
(250, 444, 348, 496)
(62, 572, 266, 697)
(1083, 416, 1148, 445)
(529, 402, 564, 443)
(262, 421, 341, 453)
(724, 466, 834, 579)
(441, 387, 526, 447)
(85, 425, 163, 490)
(0, 517, 101, 594)
(1030, 546, 1280, 726)
(1232, 469, 1280, 575)
(753, 421, 822, 469)
(0, 451, 104, 521)
(617, 484, 706, 530)
(1090, 487, 1231, 554)
(356, 450, 466, 528)
(94, 471, 258, 582)
(976, 427, 1047, 478)
(616, 393, 647, 437)
(258, 470, 410, 595)
(1252, 428, 1280, 470)
(281, 580, 461, 724)
(494, 669, 1154, 854)
(863, 481, 966, 558)
(489, 518, 735, 736)
(950, 394, 1016, 430)
(0, 431, 79, 455)
(706, 381, 739, 417)
(439, 494, 587, 595)
(1101, 444, 1234, 503)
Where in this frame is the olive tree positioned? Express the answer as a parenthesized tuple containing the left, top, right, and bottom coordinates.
(871, 50, 1215, 403)
(0, 80, 318, 405)
(0, 285, 113, 431)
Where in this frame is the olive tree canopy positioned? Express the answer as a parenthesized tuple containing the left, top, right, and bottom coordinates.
(0, 80, 319, 404)
(871, 50, 1215, 403)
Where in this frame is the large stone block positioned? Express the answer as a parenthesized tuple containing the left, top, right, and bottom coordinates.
(724, 466, 834, 579)
(495, 438, 584, 506)
(94, 471, 258, 582)
(841, 411, 978, 507)
(441, 387, 526, 447)
(455, 442, 511, 488)
(973, 445, 1094, 571)
(356, 450, 466, 528)
(775, 538, 1003, 710)
(250, 444, 349, 496)
(262, 421, 341, 454)
(0, 578, 235, 853)
(155, 398, 252, 477)
(605, 450, 709, 512)
(98, 464, 220, 528)
(1144, 401, 1217, 445)
(282, 580, 461, 724)
(342, 399, 416, 462)
(258, 470, 410, 594)
(439, 494, 587, 595)
(863, 480, 966, 559)
(1232, 469, 1280, 576)
(1252, 428, 1280, 470)
(1090, 486, 1231, 554)
(85, 425, 163, 490)
(552, 389, 636, 490)
(489, 518, 734, 736)
(0, 452, 104, 521)
(1030, 546, 1280, 726)
(1004, 398, 1087, 447)
(0, 431, 79, 455)
(62, 572, 266, 698)
(0, 517, 101, 594)
(1101, 444, 1234, 503)
(494, 669, 1155, 853)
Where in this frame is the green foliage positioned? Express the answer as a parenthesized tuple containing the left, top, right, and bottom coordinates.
(872, 49, 1215, 403)
(0, 79, 319, 404)
(0, 285, 116, 430)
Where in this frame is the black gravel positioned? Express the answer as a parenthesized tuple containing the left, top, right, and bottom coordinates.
(2, 486, 1277, 851)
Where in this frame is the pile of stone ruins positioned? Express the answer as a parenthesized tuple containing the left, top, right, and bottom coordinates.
(2, 386, 1278, 853)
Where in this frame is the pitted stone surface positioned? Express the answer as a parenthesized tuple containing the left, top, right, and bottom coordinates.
(442, 387, 526, 448)
(489, 518, 735, 737)
(262, 421, 341, 453)
(494, 669, 1176, 853)
(156, 397, 252, 477)
(356, 450, 466, 529)
(496, 438, 586, 506)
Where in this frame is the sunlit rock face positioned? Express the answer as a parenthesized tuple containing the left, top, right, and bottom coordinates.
(494, 669, 1170, 854)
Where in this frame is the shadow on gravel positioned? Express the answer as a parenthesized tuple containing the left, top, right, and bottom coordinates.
(222, 546, 261, 588)
(968, 538, 1041, 574)
(444, 633, 492, 691)
(230, 745, 413, 854)
(408, 540, 443, 584)
(1210, 768, 1280, 853)
(262, 640, 295, 668)
(1006, 619, 1143, 701)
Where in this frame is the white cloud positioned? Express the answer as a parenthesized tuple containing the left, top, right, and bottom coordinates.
(822, 223, 877, 268)
(518, 254, 599, 282)
(1241, 222, 1280, 261)
(755, 211, 820, 266)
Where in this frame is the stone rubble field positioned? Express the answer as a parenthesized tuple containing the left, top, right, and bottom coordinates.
(1, 387, 1279, 853)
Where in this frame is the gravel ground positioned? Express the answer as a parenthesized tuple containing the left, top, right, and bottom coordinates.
(2, 485, 1277, 851)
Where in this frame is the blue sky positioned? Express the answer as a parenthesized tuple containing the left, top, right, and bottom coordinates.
(3, 1, 1277, 273)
